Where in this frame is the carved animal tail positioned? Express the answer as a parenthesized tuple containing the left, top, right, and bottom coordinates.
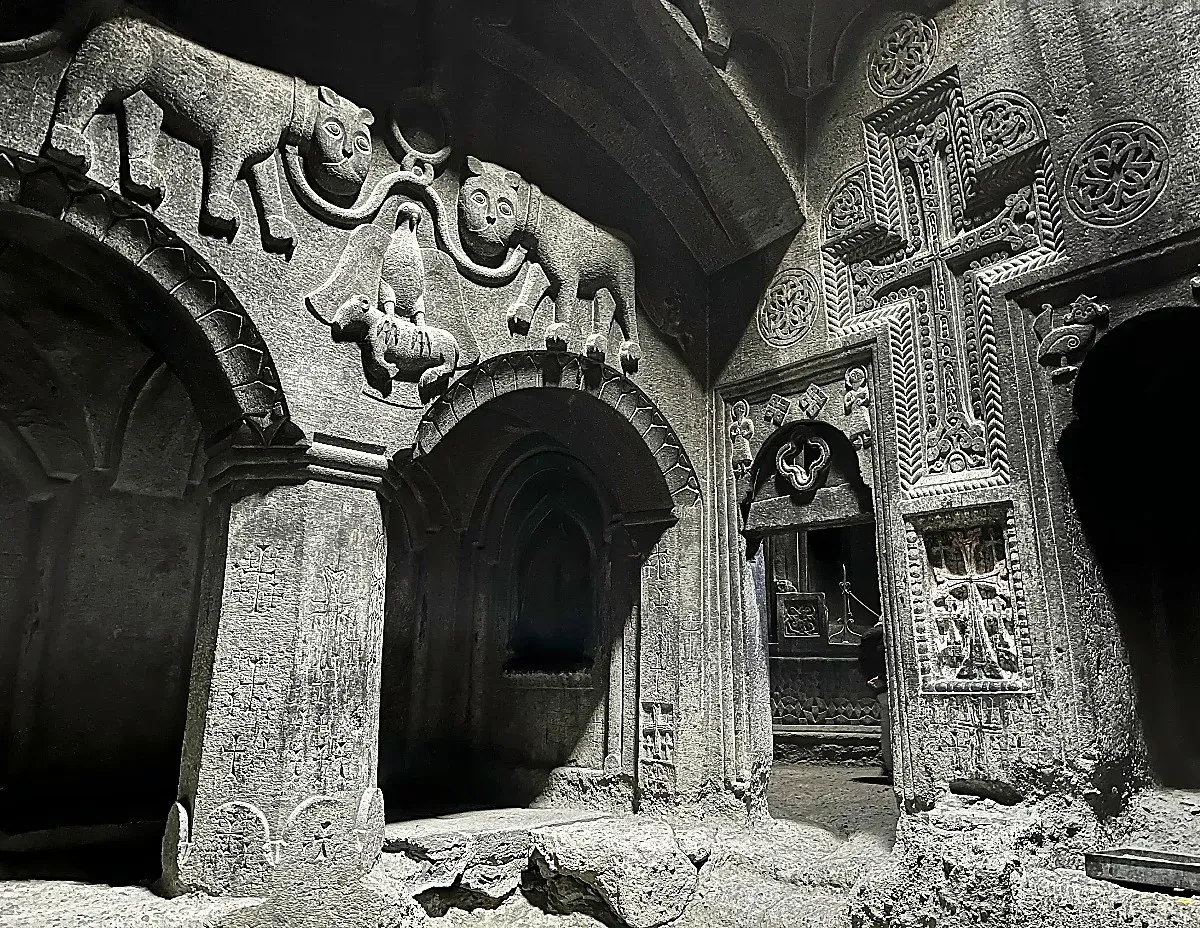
(282, 145, 529, 284)
(282, 146, 424, 227)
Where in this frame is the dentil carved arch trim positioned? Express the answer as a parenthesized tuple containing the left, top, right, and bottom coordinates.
(0, 147, 289, 438)
(413, 351, 701, 511)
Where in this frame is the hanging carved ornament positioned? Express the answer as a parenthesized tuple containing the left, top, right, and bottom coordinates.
(775, 434, 831, 493)
(757, 269, 819, 348)
(728, 400, 754, 477)
(1065, 121, 1169, 228)
(866, 14, 939, 98)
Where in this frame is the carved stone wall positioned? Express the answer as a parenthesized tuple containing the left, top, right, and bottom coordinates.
(720, 0, 1200, 856)
(769, 658, 880, 727)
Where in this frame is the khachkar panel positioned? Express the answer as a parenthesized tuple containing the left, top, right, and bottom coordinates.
(40, 15, 648, 413)
(820, 72, 1063, 499)
(906, 504, 1034, 694)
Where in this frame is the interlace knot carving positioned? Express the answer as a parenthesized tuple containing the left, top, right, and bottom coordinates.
(974, 93, 1042, 163)
(763, 394, 792, 428)
(775, 433, 831, 493)
(867, 14, 939, 98)
(826, 174, 869, 236)
(894, 112, 950, 164)
(928, 411, 986, 474)
(1066, 121, 1169, 228)
(757, 269, 819, 348)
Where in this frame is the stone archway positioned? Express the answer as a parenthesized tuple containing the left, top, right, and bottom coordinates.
(0, 153, 301, 884)
(382, 361, 698, 819)
(413, 351, 701, 512)
(0, 148, 290, 439)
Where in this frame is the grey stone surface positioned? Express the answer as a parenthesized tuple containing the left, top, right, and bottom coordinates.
(1, 0, 1200, 925)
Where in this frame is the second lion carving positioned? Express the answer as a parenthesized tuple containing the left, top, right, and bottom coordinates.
(44, 16, 374, 251)
(457, 157, 643, 373)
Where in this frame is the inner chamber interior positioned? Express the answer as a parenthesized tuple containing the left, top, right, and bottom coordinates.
(1060, 306, 1200, 788)
(742, 418, 895, 841)
(378, 387, 671, 820)
(0, 225, 208, 883)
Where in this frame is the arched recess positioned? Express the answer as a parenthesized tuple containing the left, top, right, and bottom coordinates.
(382, 362, 694, 817)
(413, 350, 701, 513)
(0, 154, 295, 883)
(1058, 306, 1200, 787)
(0, 149, 293, 441)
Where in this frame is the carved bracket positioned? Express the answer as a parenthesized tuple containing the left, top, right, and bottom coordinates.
(1033, 294, 1109, 383)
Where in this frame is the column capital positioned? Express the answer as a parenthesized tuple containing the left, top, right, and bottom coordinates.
(204, 430, 395, 495)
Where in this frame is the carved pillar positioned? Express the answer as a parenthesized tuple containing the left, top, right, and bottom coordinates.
(162, 438, 389, 897)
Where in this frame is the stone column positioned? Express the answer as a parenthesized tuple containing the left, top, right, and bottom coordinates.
(162, 438, 390, 897)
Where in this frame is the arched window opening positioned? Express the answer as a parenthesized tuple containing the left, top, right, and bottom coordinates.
(507, 509, 596, 674)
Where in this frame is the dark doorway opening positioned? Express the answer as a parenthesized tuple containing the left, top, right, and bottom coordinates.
(1060, 306, 1200, 787)
(0, 237, 209, 884)
(379, 387, 669, 822)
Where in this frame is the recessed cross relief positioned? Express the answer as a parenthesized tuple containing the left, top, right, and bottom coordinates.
(925, 525, 1018, 681)
(908, 508, 1033, 693)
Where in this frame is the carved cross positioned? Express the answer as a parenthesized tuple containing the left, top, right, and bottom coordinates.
(821, 74, 1059, 497)
(222, 732, 248, 782)
(928, 527, 1018, 681)
(231, 543, 285, 614)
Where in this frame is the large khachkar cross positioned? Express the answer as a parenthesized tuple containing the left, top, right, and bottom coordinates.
(820, 70, 1061, 499)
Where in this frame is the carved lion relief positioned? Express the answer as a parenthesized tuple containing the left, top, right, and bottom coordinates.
(44, 16, 373, 251)
(38, 15, 655, 406)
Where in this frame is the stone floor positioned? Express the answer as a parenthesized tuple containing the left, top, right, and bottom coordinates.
(766, 763, 897, 845)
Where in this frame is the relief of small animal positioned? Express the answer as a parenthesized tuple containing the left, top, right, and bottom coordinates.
(329, 203, 459, 402)
(456, 156, 643, 373)
(44, 16, 374, 250)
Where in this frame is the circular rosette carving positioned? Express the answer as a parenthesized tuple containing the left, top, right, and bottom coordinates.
(867, 15, 938, 98)
(757, 269, 819, 348)
(1066, 121, 1169, 228)
(972, 91, 1045, 163)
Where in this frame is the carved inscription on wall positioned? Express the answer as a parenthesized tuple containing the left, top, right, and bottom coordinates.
(821, 71, 1061, 498)
(907, 505, 1033, 693)
(1065, 121, 1169, 228)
